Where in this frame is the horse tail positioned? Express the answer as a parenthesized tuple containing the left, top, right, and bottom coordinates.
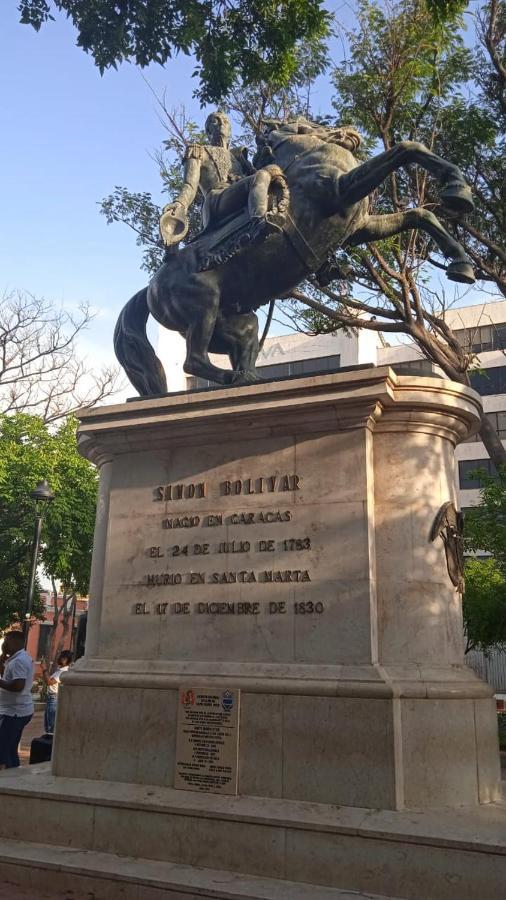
(113, 287, 167, 396)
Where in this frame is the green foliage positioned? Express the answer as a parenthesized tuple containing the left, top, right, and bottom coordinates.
(99, 160, 204, 275)
(330, 0, 506, 297)
(463, 557, 506, 652)
(425, 0, 468, 21)
(333, 0, 471, 165)
(17, 0, 331, 103)
(0, 414, 98, 630)
(222, 33, 330, 143)
(463, 465, 506, 652)
(100, 188, 165, 275)
(434, 1, 506, 292)
(333, 7, 486, 199)
(465, 465, 506, 569)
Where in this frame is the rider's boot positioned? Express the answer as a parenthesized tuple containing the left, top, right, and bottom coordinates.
(249, 169, 285, 240)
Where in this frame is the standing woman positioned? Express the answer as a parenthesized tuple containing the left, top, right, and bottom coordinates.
(41, 650, 72, 734)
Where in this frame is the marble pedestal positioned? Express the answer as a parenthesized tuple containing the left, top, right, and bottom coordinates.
(0, 368, 503, 899)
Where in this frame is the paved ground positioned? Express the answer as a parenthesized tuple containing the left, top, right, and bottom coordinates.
(0, 885, 77, 899)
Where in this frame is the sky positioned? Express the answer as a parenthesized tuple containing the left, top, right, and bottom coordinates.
(0, 2, 489, 400)
(0, 4, 351, 386)
(0, 4, 203, 373)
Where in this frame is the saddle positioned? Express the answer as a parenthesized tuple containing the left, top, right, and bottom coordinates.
(190, 208, 255, 272)
(189, 164, 289, 273)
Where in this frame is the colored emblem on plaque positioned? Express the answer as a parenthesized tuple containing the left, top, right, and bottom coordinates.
(181, 689, 195, 706)
(222, 690, 234, 712)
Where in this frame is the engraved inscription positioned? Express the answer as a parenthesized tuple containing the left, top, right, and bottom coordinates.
(222, 474, 301, 495)
(145, 569, 311, 586)
(131, 470, 327, 619)
(132, 600, 325, 616)
(154, 483, 207, 501)
(154, 473, 301, 503)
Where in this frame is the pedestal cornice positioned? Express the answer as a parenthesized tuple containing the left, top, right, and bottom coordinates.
(77, 367, 482, 459)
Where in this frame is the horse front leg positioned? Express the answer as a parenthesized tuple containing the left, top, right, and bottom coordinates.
(347, 209, 475, 284)
(338, 142, 474, 216)
(182, 292, 237, 386)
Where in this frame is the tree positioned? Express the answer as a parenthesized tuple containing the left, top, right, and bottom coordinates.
(463, 465, 506, 652)
(17, 0, 331, 104)
(436, 0, 505, 297)
(0, 413, 98, 659)
(0, 290, 121, 422)
(463, 558, 506, 653)
(287, 0, 506, 467)
(465, 465, 506, 569)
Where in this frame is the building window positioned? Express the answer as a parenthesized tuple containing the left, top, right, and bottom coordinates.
(458, 458, 497, 490)
(469, 367, 506, 396)
(186, 354, 341, 391)
(36, 624, 52, 661)
(257, 354, 341, 380)
(464, 410, 506, 442)
(454, 324, 506, 354)
(390, 359, 438, 377)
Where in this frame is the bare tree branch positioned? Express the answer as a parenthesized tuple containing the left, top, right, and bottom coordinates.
(0, 291, 123, 422)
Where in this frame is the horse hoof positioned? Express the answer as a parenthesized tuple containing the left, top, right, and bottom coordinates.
(446, 260, 475, 284)
(229, 370, 263, 386)
(440, 182, 474, 215)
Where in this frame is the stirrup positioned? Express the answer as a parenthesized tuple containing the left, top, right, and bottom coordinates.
(251, 216, 282, 241)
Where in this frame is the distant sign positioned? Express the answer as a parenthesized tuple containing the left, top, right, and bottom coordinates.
(174, 686, 240, 795)
(258, 341, 287, 361)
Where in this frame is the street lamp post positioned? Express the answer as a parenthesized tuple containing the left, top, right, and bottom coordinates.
(23, 479, 55, 647)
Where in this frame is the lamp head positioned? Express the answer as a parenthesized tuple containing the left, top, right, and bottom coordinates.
(31, 479, 55, 504)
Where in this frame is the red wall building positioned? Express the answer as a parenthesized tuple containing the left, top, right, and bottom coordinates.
(25, 592, 88, 677)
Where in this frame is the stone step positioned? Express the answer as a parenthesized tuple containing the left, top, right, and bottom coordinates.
(0, 767, 504, 899)
(0, 837, 404, 900)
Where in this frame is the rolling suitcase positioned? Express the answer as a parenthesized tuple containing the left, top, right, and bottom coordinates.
(29, 732, 53, 764)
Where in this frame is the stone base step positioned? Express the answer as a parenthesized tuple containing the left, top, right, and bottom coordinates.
(0, 838, 403, 900)
(0, 767, 504, 899)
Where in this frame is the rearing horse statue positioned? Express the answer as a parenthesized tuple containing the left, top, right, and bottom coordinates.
(114, 119, 475, 395)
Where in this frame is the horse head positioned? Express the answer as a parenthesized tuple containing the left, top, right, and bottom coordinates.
(255, 117, 362, 168)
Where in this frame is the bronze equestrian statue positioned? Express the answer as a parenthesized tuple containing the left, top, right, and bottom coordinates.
(114, 113, 475, 395)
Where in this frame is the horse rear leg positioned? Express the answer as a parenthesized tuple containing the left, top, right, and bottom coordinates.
(339, 142, 473, 215)
(184, 315, 235, 385)
(348, 209, 475, 284)
(181, 287, 239, 386)
(209, 312, 262, 384)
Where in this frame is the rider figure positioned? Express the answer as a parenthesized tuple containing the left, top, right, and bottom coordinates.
(160, 111, 287, 247)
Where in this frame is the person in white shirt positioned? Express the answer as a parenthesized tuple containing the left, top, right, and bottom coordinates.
(41, 650, 72, 733)
(0, 631, 34, 769)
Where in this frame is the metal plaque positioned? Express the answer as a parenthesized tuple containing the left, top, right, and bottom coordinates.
(174, 686, 240, 794)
